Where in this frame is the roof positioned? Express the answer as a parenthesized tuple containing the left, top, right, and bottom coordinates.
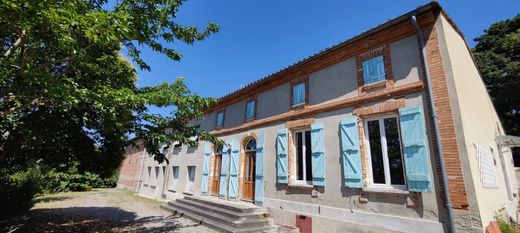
(211, 1, 460, 109)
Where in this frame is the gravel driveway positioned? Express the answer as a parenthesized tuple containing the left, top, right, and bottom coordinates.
(1, 189, 217, 233)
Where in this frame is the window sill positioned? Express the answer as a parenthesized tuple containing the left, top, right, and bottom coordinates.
(360, 79, 388, 92)
(291, 103, 306, 110)
(363, 187, 409, 195)
(183, 191, 194, 196)
(288, 182, 314, 189)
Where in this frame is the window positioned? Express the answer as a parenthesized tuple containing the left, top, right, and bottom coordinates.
(293, 129, 313, 184)
(364, 115, 405, 188)
(292, 82, 306, 107)
(216, 111, 225, 129)
(171, 166, 179, 190)
(154, 166, 160, 185)
(147, 166, 152, 183)
(186, 166, 196, 192)
(245, 99, 256, 121)
(362, 55, 386, 85)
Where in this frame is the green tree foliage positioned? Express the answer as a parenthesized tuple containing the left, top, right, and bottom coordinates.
(473, 14, 520, 137)
(0, 0, 221, 215)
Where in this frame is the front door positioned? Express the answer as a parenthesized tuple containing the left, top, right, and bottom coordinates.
(211, 154, 222, 196)
(242, 151, 255, 201)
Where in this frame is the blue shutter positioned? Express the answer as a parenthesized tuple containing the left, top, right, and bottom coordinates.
(340, 117, 364, 188)
(276, 129, 288, 184)
(255, 133, 265, 206)
(399, 106, 432, 192)
(200, 143, 211, 195)
(229, 140, 240, 200)
(362, 55, 386, 84)
(219, 143, 230, 199)
(246, 101, 255, 119)
(293, 83, 305, 106)
(311, 123, 325, 186)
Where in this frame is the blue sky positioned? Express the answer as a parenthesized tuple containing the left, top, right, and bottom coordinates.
(132, 0, 520, 116)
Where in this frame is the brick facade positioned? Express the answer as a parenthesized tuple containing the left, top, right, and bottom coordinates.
(117, 142, 145, 190)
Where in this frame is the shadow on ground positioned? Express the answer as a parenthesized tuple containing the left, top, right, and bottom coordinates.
(0, 206, 200, 233)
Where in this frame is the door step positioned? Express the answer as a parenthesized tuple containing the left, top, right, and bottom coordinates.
(161, 195, 276, 233)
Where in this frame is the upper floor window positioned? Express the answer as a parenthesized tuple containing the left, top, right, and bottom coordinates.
(216, 110, 224, 129)
(292, 82, 306, 107)
(245, 99, 256, 121)
(362, 55, 386, 85)
(293, 128, 313, 184)
(364, 115, 405, 189)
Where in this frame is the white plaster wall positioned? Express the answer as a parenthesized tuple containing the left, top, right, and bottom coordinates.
(439, 15, 518, 225)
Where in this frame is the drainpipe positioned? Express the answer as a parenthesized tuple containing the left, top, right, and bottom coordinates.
(411, 15, 456, 233)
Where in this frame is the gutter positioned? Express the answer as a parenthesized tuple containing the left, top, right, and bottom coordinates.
(411, 14, 456, 233)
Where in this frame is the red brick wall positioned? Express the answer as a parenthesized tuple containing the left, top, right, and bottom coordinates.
(117, 142, 145, 190)
(421, 11, 469, 210)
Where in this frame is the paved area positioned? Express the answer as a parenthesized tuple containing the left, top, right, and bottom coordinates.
(0, 189, 217, 233)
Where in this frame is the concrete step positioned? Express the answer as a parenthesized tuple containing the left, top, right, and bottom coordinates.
(184, 195, 262, 213)
(161, 204, 275, 233)
(166, 201, 269, 228)
(175, 198, 263, 220)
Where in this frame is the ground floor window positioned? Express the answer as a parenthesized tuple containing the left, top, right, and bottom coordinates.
(293, 128, 312, 184)
(186, 166, 196, 192)
(364, 115, 405, 188)
(171, 166, 179, 190)
(154, 166, 160, 185)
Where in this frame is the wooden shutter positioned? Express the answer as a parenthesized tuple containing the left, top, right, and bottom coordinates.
(229, 140, 239, 200)
(399, 106, 432, 192)
(362, 55, 386, 84)
(276, 129, 288, 184)
(311, 123, 325, 186)
(200, 143, 211, 195)
(340, 117, 363, 188)
(255, 133, 265, 206)
(219, 143, 229, 199)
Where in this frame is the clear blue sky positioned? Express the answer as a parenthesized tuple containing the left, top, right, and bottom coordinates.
(132, 0, 520, 116)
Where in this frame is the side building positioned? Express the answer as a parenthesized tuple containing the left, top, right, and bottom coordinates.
(118, 2, 518, 232)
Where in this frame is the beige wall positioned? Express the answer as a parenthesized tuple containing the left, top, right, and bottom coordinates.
(438, 14, 517, 226)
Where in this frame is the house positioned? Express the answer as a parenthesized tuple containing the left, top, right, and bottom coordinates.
(117, 2, 518, 232)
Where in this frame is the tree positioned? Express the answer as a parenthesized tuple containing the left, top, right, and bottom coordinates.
(0, 0, 220, 180)
(473, 14, 520, 163)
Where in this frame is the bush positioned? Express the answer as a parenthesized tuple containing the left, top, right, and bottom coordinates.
(497, 218, 520, 233)
(0, 167, 43, 218)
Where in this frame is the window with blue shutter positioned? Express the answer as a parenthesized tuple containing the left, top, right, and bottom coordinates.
(311, 123, 325, 186)
(340, 117, 364, 188)
(219, 143, 230, 199)
(200, 143, 211, 195)
(245, 100, 256, 121)
(229, 140, 240, 200)
(399, 106, 432, 192)
(362, 55, 386, 85)
(292, 83, 306, 106)
(255, 133, 265, 206)
(276, 129, 288, 184)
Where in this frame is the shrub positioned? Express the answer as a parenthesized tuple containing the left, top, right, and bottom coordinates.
(497, 218, 520, 233)
(43, 170, 104, 193)
(0, 167, 43, 218)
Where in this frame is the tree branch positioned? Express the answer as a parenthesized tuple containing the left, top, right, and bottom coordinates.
(3, 30, 26, 58)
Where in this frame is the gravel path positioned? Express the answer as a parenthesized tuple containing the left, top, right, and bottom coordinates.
(1, 189, 217, 233)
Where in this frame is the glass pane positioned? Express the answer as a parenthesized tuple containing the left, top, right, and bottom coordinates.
(246, 100, 255, 119)
(384, 117, 405, 185)
(305, 131, 312, 182)
(245, 138, 256, 151)
(245, 156, 250, 181)
(296, 132, 303, 180)
(368, 120, 386, 184)
(217, 112, 224, 127)
(293, 83, 305, 106)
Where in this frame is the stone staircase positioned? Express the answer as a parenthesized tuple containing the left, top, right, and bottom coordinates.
(161, 195, 276, 233)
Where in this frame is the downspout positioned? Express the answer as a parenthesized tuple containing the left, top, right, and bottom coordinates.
(411, 15, 456, 233)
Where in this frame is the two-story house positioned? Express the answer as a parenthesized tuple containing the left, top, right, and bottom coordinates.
(117, 2, 518, 232)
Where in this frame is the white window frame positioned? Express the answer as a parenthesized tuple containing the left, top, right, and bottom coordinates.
(186, 166, 196, 193)
(292, 128, 312, 185)
(170, 166, 179, 190)
(363, 114, 406, 190)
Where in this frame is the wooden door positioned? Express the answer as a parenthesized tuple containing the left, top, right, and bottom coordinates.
(211, 154, 222, 196)
(242, 152, 256, 201)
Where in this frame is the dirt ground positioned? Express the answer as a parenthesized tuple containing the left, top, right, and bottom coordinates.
(0, 188, 217, 233)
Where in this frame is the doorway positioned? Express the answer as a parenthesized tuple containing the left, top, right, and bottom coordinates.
(242, 138, 256, 201)
(211, 146, 223, 196)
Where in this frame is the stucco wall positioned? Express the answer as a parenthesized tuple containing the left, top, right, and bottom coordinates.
(438, 14, 517, 226)
(257, 83, 291, 120)
(308, 58, 357, 105)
